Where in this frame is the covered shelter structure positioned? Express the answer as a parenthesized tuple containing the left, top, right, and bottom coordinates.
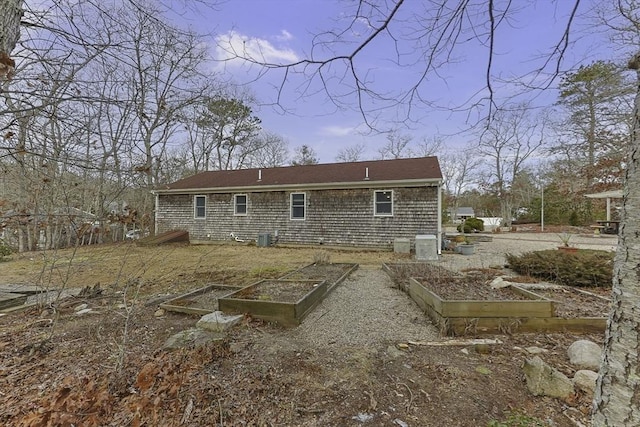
(585, 189, 623, 234)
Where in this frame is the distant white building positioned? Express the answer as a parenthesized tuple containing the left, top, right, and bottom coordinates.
(450, 207, 475, 223)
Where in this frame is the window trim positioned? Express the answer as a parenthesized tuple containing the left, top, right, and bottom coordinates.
(194, 195, 206, 219)
(234, 194, 248, 216)
(290, 192, 306, 220)
(374, 190, 394, 217)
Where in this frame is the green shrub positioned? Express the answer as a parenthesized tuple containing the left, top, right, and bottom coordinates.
(456, 217, 484, 233)
(569, 210, 580, 226)
(0, 240, 11, 261)
(505, 249, 613, 287)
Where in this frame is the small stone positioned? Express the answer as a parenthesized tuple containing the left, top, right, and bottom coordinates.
(196, 311, 243, 332)
(460, 348, 470, 355)
(163, 328, 224, 351)
(397, 343, 409, 349)
(573, 369, 599, 395)
(490, 277, 509, 289)
(475, 366, 492, 375)
(74, 303, 88, 312)
(523, 356, 574, 399)
(154, 308, 166, 317)
(525, 346, 549, 355)
(352, 413, 374, 422)
(568, 340, 602, 371)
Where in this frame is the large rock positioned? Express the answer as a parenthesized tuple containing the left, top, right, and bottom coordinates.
(567, 340, 602, 371)
(523, 356, 574, 399)
(163, 328, 224, 351)
(196, 311, 243, 332)
(573, 369, 599, 395)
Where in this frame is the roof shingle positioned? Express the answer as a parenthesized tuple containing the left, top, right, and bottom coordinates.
(156, 156, 442, 192)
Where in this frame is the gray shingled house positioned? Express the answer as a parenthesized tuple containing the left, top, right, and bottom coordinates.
(152, 156, 443, 249)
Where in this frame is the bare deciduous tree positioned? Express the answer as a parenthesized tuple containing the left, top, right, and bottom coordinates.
(335, 143, 366, 162)
(477, 105, 547, 227)
(377, 130, 413, 159)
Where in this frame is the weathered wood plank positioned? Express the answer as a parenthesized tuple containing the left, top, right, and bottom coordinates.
(447, 317, 607, 335)
(0, 292, 28, 310)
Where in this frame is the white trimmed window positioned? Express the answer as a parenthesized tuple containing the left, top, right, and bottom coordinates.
(290, 192, 306, 220)
(194, 195, 206, 218)
(234, 194, 247, 215)
(374, 190, 393, 216)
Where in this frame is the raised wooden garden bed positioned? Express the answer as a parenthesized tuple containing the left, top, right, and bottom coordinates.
(280, 262, 359, 292)
(159, 284, 243, 315)
(218, 279, 326, 326)
(219, 262, 358, 326)
(0, 292, 28, 311)
(383, 262, 609, 336)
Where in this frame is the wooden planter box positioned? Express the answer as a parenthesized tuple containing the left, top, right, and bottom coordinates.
(408, 277, 607, 335)
(279, 262, 359, 293)
(218, 279, 328, 327)
(0, 292, 28, 311)
(160, 284, 243, 316)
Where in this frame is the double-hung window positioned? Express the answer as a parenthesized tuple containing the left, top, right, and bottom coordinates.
(234, 194, 247, 215)
(194, 195, 206, 218)
(374, 190, 393, 216)
(290, 193, 306, 220)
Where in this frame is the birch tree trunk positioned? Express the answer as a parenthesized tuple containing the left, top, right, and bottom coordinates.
(592, 54, 640, 426)
(0, 0, 22, 78)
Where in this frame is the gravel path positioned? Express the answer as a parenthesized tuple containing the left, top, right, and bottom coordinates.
(281, 266, 438, 349)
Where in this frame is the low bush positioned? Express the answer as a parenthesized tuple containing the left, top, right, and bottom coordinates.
(457, 217, 484, 233)
(0, 240, 12, 261)
(505, 249, 613, 287)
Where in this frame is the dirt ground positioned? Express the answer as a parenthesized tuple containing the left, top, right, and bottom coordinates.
(0, 236, 610, 426)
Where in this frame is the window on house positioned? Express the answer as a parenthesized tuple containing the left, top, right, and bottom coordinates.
(290, 193, 306, 220)
(194, 195, 206, 218)
(234, 194, 247, 215)
(374, 190, 393, 216)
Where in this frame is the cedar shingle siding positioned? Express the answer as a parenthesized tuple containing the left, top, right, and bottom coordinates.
(154, 157, 442, 248)
(156, 186, 438, 247)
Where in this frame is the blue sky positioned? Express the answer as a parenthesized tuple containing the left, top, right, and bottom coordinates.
(178, 0, 614, 162)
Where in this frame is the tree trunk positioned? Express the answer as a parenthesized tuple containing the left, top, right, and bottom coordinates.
(592, 55, 640, 426)
(0, 0, 22, 79)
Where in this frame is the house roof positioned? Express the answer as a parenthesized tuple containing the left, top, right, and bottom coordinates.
(584, 190, 623, 199)
(456, 207, 475, 216)
(154, 157, 442, 194)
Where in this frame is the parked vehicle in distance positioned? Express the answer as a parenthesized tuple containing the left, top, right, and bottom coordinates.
(125, 229, 146, 240)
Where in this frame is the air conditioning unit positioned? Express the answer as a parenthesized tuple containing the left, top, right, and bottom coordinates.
(257, 233, 272, 247)
(415, 235, 438, 261)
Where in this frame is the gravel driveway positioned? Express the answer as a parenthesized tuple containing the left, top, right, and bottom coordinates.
(438, 232, 618, 272)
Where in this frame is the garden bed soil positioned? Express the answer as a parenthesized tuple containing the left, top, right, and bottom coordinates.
(280, 262, 357, 287)
(160, 284, 242, 315)
(386, 262, 610, 335)
(419, 277, 531, 301)
(230, 280, 323, 303)
(527, 286, 611, 318)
